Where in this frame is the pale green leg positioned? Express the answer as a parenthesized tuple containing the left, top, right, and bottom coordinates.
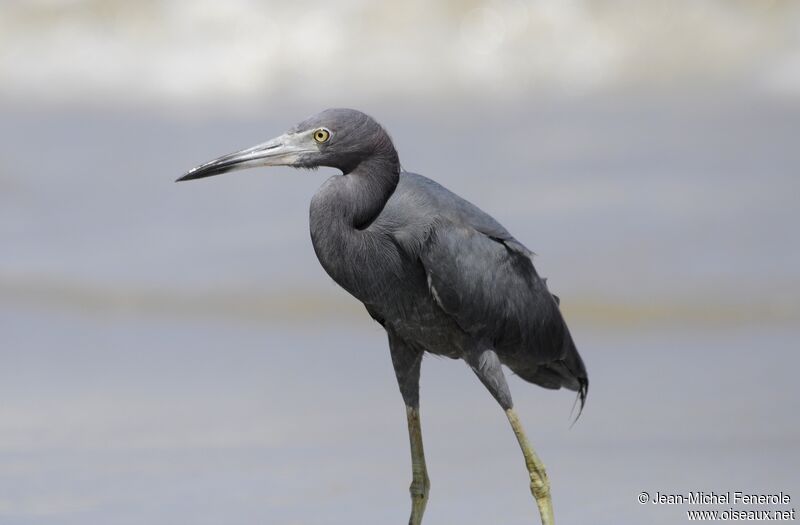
(506, 408, 555, 525)
(406, 406, 430, 525)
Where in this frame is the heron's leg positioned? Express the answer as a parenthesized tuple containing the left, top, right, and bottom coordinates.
(405, 405, 430, 525)
(506, 407, 555, 525)
(464, 347, 554, 525)
(388, 335, 430, 525)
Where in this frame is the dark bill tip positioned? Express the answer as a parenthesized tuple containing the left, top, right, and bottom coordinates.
(175, 163, 234, 182)
(175, 171, 203, 182)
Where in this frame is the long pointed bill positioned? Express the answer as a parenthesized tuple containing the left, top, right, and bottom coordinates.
(176, 131, 314, 182)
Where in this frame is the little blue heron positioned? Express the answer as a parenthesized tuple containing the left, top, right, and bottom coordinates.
(178, 108, 587, 525)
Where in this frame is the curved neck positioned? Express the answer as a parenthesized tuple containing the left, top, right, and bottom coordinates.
(309, 152, 401, 301)
(344, 155, 400, 229)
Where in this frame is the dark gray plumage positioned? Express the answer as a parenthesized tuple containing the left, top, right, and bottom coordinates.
(178, 108, 587, 525)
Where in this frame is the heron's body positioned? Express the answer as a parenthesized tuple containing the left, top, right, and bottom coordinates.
(310, 170, 586, 399)
(179, 108, 587, 525)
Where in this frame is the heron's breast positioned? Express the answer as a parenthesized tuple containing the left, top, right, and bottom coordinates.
(309, 221, 408, 301)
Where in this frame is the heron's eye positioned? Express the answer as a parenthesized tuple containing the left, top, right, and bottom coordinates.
(313, 128, 331, 143)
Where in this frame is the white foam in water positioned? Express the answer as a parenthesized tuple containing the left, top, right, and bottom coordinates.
(0, 0, 799, 107)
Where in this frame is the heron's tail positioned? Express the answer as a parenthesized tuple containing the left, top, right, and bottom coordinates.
(511, 334, 588, 420)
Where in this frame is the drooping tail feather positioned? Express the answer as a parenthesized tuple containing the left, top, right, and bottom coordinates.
(511, 332, 588, 421)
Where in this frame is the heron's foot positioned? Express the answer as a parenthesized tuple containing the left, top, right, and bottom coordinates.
(506, 408, 555, 525)
(408, 469, 430, 525)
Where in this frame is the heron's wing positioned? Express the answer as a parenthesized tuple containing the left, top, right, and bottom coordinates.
(420, 220, 587, 401)
(388, 173, 587, 401)
(420, 221, 562, 360)
(421, 221, 587, 402)
(395, 174, 563, 355)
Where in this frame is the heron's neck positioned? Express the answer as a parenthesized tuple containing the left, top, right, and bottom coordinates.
(344, 155, 400, 229)
(309, 153, 400, 300)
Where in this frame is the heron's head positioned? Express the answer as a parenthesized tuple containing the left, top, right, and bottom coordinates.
(177, 108, 397, 182)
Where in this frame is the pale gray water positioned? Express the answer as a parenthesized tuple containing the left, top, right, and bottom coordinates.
(1, 304, 797, 524)
(2, 95, 798, 308)
(1, 94, 799, 523)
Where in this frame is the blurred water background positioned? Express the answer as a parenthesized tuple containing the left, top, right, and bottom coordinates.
(1, 1, 798, 524)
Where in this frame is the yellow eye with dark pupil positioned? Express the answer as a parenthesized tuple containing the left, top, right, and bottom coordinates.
(314, 128, 331, 143)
